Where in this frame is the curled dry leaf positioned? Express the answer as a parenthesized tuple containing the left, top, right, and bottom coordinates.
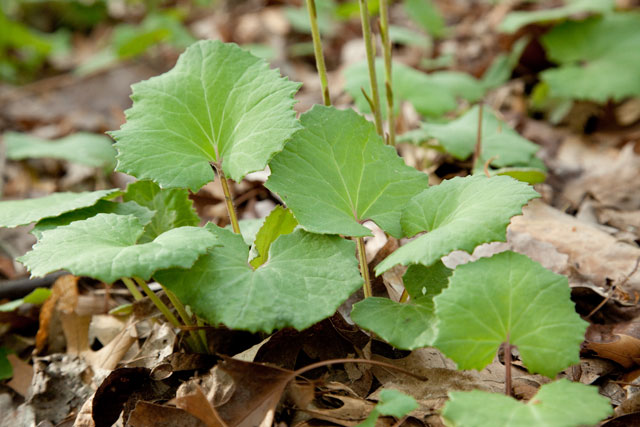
(586, 322, 640, 368)
(128, 401, 208, 427)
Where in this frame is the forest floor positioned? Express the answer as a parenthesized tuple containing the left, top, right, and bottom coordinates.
(1, 0, 640, 426)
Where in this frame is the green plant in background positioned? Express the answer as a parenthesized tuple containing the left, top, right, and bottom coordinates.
(0, 1, 619, 424)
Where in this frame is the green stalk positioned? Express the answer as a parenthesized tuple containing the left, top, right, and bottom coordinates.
(133, 276, 181, 328)
(121, 277, 144, 301)
(215, 164, 241, 234)
(378, 0, 395, 145)
(161, 284, 209, 354)
(356, 237, 373, 298)
(306, 0, 331, 106)
(358, 0, 384, 136)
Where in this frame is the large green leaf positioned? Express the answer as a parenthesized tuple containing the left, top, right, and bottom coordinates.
(359, 389, 418, 427)
(442, 379, 612, 427)
(352, 262, 451, 349)
(0, 189, 120, 228)
(499, 0, 614, 33)
(4, 132, 117, 170)
(123, 180, 200, 243)
(420, 105, 540, 166)
(19, 213, 218, 284)
(434, 251, 587, 378)
(375, 175, 538, 274)
(249, 206, 297, 268)
(344, 59, 459, 118)
(266, 106, 429, 238)
(110, 40, 301, 191)
(156, 226, 363, 333)
(540, 13, 640, 102)
(32, 200, 154, 240)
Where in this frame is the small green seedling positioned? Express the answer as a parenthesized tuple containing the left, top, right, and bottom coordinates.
(358, 388, 418, 427)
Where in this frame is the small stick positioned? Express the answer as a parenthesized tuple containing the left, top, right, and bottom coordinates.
(504, 335, 512, 397)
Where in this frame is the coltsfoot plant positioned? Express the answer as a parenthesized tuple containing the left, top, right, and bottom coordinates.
(0, 37, 612, 425)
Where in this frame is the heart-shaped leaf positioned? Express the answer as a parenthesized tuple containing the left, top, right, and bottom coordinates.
(434, 251, 588, 378)
(5, 132, 117, 170)
(19, 213, 218, 284)
(123, 180, 200, 242)
(156, 226, 363, 333)
(249, 206, 297, 268)
(442, 379, 612, 427)
(266, 106, 429, 238)
(540, 13, 640, 102)
(0, 189, 120, 228)
(110, 40, 301, 191)
(32, 200, 154, 240)
(352, 262, 451, 349)
(375, 175, 538, 275)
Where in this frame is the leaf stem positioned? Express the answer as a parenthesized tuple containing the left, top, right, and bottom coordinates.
(121, 277, 144, 301)
(305, 0, 331, 106)
(504, 335, 512, 397)
(356, 236, 373, 298)
(358, 0, 384, 136)
(161, 284, 209, 354)
(378, 0, 395, 145)
(473, 102, 484, 167)
(215, 164, 241, 234)
(133, 276, 181, 328)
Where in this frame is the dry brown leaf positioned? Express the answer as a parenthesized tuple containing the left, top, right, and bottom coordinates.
(6, 354, 33, 397)
(509, 200, 640, 293)
(586, 323, 640, 368)
(129, 401, 208, 427)
(36, 274, 79, 354)
(175, 385, 227, 427)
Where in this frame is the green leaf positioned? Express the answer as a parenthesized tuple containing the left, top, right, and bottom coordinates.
(110, 40, 301, 191)
(123, 180, 200, 243)
(481, 166, 548, 185)
(388, 26, 431, 48)
(540, 13, 640, 102)
(429, 71, 485, 103)
(4, 132, 117, 170)
(249, 206, 297, 268)
(358, 389, 418, 427)
(19, 213, 218, 284)
(344, 59, 458, 118)
(156, 226, 363, 333)
(434, 251, 588, 378)
(352, 262, 450, 349)
(481, 36, 529, 89)
(0, 287, 52, 312)
(266, 106, 429, 238)
(375, 175, 538, 274)
(352, 297, 437, 350)
(442, 379, 612, 427)
(32, 200, 154, 240)
(403, 261, 452, 300)
(420, 106, 539, 165)
(0, 189, 120, 228)
(499, 0, 614, 33)
(0, 347, 12, 380)
(402, 0, 445, 38)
